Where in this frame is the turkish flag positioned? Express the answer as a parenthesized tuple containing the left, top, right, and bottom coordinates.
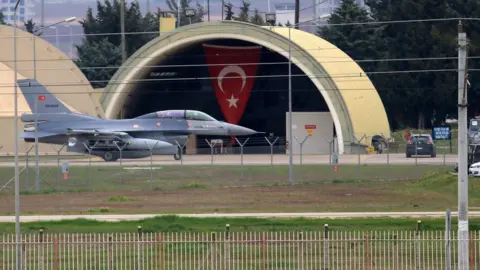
(202, 44, 262, 125)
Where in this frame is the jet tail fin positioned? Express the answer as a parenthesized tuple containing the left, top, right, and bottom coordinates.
(18, 79, 72, 114)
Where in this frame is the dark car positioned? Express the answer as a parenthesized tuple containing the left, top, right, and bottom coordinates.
(406, 134, 436, 158)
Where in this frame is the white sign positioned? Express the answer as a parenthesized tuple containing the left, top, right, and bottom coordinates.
(61, 162, 69, 174)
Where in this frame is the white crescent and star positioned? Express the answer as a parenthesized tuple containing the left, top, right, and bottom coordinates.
(217, 65, 247, 109)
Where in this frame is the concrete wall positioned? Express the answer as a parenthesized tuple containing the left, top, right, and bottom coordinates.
(285, 112, 335, 155)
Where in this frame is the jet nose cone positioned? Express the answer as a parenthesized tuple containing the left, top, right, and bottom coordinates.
(226, 123, 257, 136)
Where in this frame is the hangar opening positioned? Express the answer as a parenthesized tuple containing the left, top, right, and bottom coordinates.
(122, 39, 333, 154)
(101, 21, 392, 155)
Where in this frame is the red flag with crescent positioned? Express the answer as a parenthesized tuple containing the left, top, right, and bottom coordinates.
(202, 44, 262, 125)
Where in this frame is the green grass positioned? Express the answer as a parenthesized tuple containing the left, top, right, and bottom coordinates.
(105, 196, 138, 202)
(0, 215, 474, 233)
(1, 164, 453, 194)
(0, 165, 471, 216)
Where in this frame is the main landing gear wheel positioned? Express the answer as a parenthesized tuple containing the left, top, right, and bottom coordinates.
(103, 151, 119, 162)
(173, 147, 182, 160)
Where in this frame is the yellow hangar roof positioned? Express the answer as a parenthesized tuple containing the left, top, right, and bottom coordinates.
(0, 25, 104, 118)
(269, 27, 390, 142)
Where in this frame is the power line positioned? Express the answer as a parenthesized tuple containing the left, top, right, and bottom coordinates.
(0, 56, 464, 72)
(0, 84, 457, 95)
(0, 68, 463, 88)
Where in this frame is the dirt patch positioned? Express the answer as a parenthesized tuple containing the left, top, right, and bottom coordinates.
(0, 182, 453, 215)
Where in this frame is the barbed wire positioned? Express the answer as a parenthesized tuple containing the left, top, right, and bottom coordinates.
(1, 17, 478, 39)
(0, 56, 464, 72)
(0, 68, 462, 89)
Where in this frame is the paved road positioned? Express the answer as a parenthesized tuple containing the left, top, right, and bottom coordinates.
(0, 153, 458, 167)
(0, 212, 472, 222)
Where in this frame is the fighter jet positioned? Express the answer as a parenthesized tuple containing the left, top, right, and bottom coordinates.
(18, 80, 259, 161)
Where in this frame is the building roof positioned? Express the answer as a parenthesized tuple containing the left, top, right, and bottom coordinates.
(0, 25, 105, 118)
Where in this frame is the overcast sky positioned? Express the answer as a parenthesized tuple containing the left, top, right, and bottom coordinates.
(40, 0, 315, 25)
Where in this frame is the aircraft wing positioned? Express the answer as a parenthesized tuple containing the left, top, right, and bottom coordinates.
(66, 128, 130, 138)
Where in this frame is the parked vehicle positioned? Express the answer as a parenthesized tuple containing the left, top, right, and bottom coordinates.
(371, 135, 387, 154)
(406, 134, 436, 158)
(454, 143, 480, 173)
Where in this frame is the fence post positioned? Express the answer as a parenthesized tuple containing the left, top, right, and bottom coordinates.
(137, 226, 142, 270)
(113, 142, 127, 184)
(235, 138, 249, 180)
(145, 141, 159, 183)
(294, 136, 309, 164)
(416, 220, 422, 269)
(52, 144, 65, 191)
(39, 229, 44, 270)
(225, 224, 230, 269)
(157, 232, 163, 270)
(265, 136, 278, 165)
(53, 234, 59, 270)
(205, 139, 217, 165)
(211, 233, 216, 270)
(446, 208, 451, 270)
(323, 224, 329, 269)
(365, 232, 370, 270)
(262, 232, 266, 270)
(108, 235, 114, 270)
(469, 231, 474, 269)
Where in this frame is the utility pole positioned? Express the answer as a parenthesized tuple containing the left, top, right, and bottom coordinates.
(457, 20, 469, 270)
(221, 0, 224, 20)
(207, 0, 210, 22)
(177, 0, 181, 28)
(294, 0, 299, 29)
(41, 0, 44, 26)
(120, 0, 127, 63)
(313, 0, 316, 29)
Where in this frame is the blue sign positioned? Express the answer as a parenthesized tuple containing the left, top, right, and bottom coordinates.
(432, 126, 451, 140)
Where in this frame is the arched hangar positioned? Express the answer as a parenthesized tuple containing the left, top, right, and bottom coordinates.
(0, 25, 104, 154)
(101, 21, 391, 154)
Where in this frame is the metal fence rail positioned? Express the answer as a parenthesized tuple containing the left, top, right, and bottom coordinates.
(0, 230, 478, 269)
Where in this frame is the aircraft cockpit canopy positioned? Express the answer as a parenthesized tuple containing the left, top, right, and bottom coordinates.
(135, 110, 217, 121)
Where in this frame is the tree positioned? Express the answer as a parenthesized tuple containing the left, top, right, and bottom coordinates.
(0, 9, 5, 25)
(236, 0, 250, 22)
(224, 2, 234, 20)
(364, 0, 459, 129)
(76, 0, 160, 88)
(165, 0, 205, 27)
(319, 0, 464, 129)
(24, 19, 42, 36)
(249, 9, 265, 26)
(75, 38, 122, 88)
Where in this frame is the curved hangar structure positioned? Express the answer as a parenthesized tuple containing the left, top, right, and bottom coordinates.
(0, 25, 104, 153)
(101, 21, 391, 154)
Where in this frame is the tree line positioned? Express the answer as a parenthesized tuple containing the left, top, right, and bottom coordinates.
(2, 0, 479, 130)
(320, 0, 480, 130)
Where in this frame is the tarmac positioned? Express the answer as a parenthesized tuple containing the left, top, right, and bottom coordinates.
(0, 153, 457, 166)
